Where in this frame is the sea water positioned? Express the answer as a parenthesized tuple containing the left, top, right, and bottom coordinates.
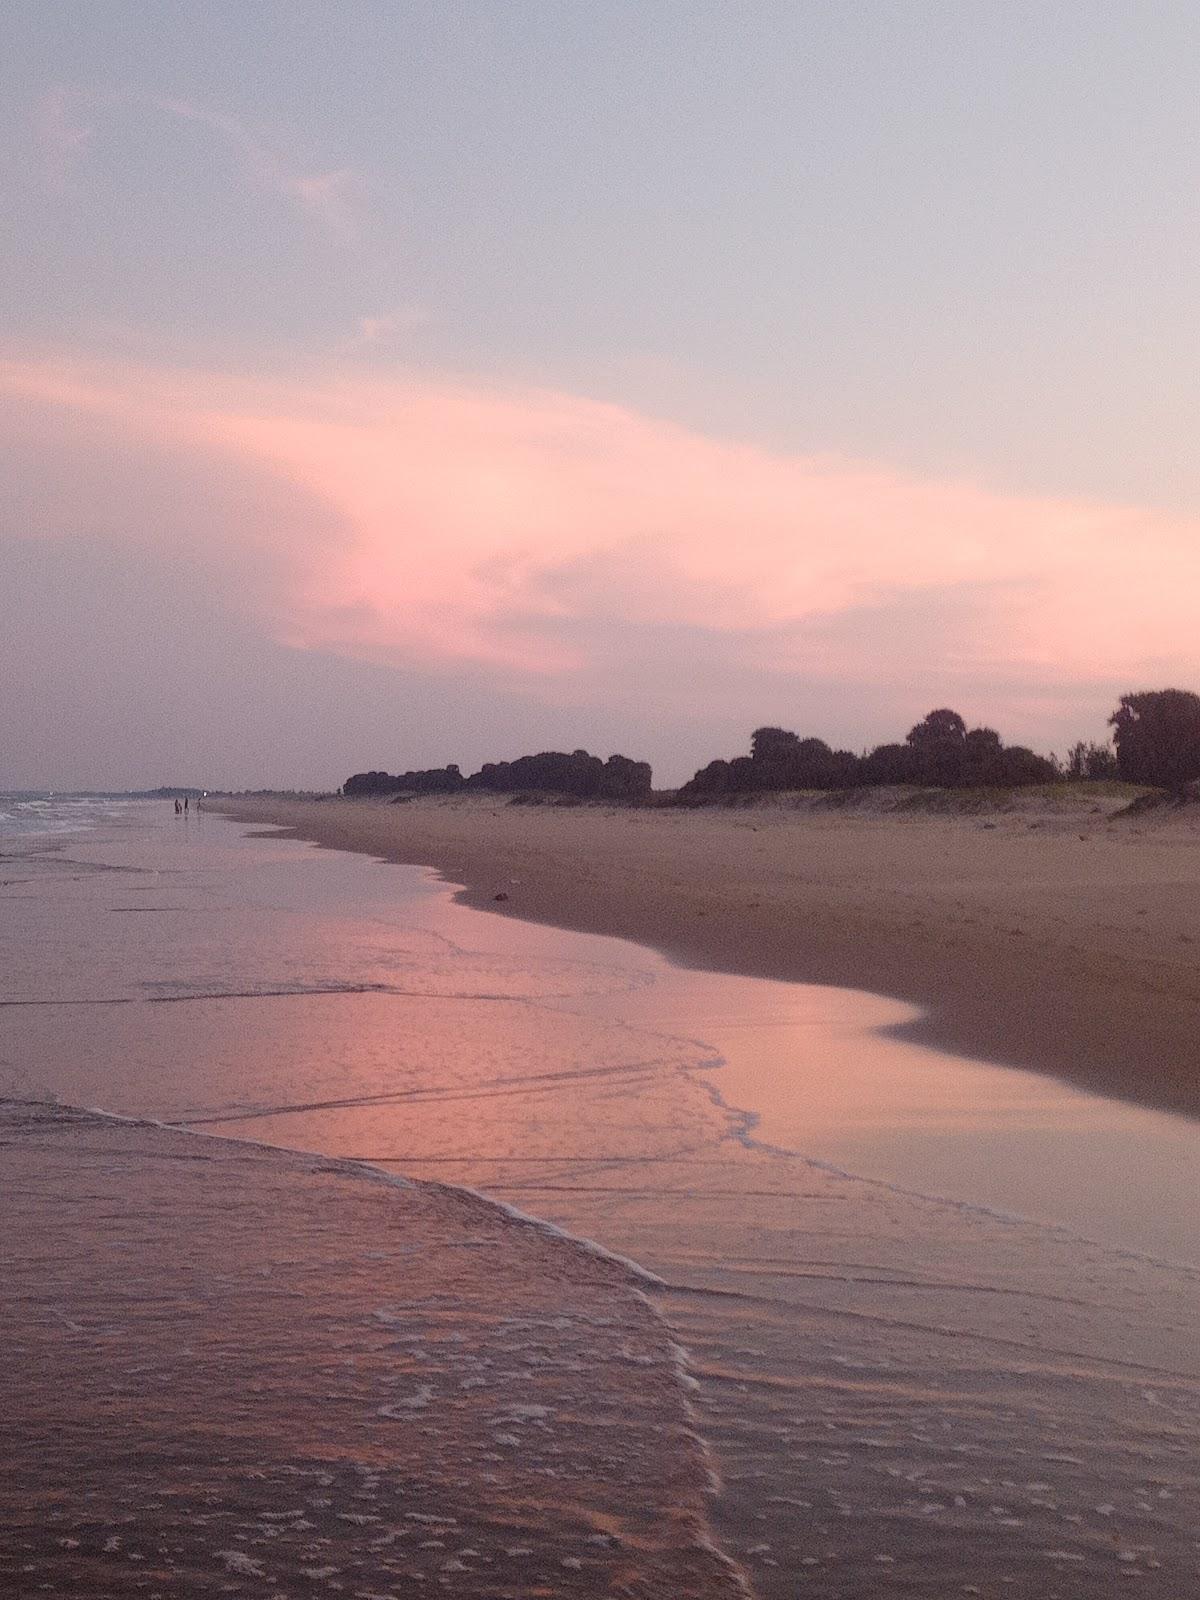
(0, 791, 147, 836)
(3, 801, 1199, 1595)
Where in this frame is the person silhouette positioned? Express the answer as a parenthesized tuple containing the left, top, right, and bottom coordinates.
(174, 799, 182, 815)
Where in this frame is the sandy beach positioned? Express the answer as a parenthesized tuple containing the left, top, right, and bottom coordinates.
(12, 9, 1200, 1591)
(219, 791, 1200, 1119)
(7, 799, 1200, 1596)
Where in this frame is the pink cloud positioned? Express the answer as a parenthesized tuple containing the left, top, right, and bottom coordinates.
(1, 352, 1197, 740)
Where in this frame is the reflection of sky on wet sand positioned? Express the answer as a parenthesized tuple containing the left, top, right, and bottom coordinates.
(589, 971, 1200, 1262)
(6, 805, 1200, 1595)
(4, 802, 1199, 1260)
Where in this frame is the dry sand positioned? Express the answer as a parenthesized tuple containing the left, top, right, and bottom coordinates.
(217, 790, 1200, 1120)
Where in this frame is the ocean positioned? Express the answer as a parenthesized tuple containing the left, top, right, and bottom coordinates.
(3, 798, 1199, 1594)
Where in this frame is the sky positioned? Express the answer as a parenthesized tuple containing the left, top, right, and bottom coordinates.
(2, 1, 1198, 789)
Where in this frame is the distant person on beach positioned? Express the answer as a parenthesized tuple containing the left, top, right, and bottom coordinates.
(184, 797, 189, 812)
(174, 799, 181, 815)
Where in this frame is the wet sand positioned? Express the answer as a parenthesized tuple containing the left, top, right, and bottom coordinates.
(7, 805, 1200, 1595)
(217, 793, 1200, 1120)
(2, 1100, 746, 1599)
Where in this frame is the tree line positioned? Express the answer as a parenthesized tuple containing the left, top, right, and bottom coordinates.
(344, 750, 653, 801)
(683, 691, 1200, 798)
(680, 710, 1057, 798)
(343, 689, 1200, 803)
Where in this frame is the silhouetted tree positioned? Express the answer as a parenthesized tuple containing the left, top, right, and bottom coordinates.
(857, 724, 1056, 789)
(860, 742, 918, 785)
(1110, 690, 1200, 789)
(684, 709, 1062, 798)
(906, 708, 968, 785)
(909, 709, 968, 744)
(750, 727, 802, 764)
(989, 745, 1058, 785)
(344, 765, 464, 797)
(729, 729, 858, 791)
(1064, 741, 1119, 781)
(464, 750, 652, 800)
(597, 754, 655, 799)
(677, 759, 733, 800)
(960, 726, 1003, 785)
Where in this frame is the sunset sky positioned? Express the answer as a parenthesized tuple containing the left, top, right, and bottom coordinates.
(3, 1, 1198, 789)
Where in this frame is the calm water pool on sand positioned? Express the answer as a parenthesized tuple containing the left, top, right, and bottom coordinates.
(4, 800, 1200, 1595)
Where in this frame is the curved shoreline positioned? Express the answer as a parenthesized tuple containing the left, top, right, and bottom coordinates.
(13, 806, 1200, 1594)
(217, 793, 1200, 1121)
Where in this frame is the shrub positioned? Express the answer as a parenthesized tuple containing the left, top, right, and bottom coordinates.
(344, 765, 464, 797)
(1110, 690, 1200, 790)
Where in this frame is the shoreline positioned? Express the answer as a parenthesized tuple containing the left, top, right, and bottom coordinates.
(12, 800, 1200, 1594)
(3, 1098, 748, 1599)
(216, 792, 1200, 1121)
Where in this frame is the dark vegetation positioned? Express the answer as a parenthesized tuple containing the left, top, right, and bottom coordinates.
(1109, 690, 1200, 790)
(344, 750, 652, 802)
(465, 751, 652, 799)
(1063, 741, 1119, 782)
(678, 709, 1059, 801)
(344, 765, 465, 798)
(343, 691, 1200, 806)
